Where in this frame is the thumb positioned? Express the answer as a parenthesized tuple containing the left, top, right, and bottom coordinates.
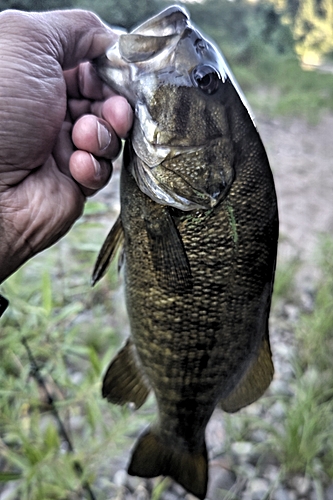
(38, 9, 118, 69)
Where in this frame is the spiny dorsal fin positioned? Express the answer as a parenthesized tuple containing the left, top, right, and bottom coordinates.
(102, 339, 150, 410)
(128, 427, 208, 500)
(220, 331, 274, 413)
(92, 216, 124, 286)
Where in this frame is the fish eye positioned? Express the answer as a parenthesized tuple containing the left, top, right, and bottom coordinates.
(192, 65, 220, 95)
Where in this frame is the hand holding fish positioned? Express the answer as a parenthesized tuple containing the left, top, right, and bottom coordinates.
(0, 9, 133, 283)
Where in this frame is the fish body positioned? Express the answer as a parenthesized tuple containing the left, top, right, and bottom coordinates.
(93, 6, 278, 499)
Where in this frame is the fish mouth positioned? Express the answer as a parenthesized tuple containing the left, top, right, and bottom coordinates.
(132, 5, 189, 37)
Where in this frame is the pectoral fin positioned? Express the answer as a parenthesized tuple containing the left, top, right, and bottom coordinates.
(220, 332, 274, 413)
(144, 205, 192, 291)
(102, 339, 150, 410)
(92, 216, 124, 286)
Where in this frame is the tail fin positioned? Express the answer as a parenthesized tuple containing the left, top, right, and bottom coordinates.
(128, 427, 208, 500)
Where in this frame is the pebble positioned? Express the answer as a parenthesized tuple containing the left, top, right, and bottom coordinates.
(207, 464, 236, 498)
(231, 441, 255, 459)
(325, 483, 333, 500)
(114, 469, 128, 487)
(263, 465, 280, 483)
(247, 478, 270, 499)
(289, 476, 311, 496)
(273, 487, 297, 500)
(133, 484, 149, 500)
(268, 400, 286, 419)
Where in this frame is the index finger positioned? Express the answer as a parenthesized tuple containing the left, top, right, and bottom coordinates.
(40, 10, 118, 69)
(64, 62, 115, 101)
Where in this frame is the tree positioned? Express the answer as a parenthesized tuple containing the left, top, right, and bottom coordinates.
(0, 0, 74, 11)
(271, 0, 333, 64)
(293, 0, 333, 64)
(73, 0, 166, 30)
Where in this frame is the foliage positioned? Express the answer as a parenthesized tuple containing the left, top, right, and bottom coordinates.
(73, 0, 166, 29)
(272, 0, 333, 64)
(0, 201, 155, 499)
(293, 0, 333, 64)
(0, 0, 74, 11)
(184, 0, 295, 64)
(219, 237, 333, 493)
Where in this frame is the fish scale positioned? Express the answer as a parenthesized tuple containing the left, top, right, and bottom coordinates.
(92, 5, 278, 499)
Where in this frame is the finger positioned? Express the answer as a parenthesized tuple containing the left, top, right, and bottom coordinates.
(68, 99, 92, 122)
(52, 118, 74, 177)
(91, 95, 133, 139)
(72, 115, 121, 159)
(64, 62, 116, 101)
(40, 10, 118, 69)
(69, 150, 112, 192)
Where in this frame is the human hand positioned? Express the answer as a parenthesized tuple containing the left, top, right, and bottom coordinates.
(0, 9, 133, 283)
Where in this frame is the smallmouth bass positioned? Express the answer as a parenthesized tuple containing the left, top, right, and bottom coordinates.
(93, 6, 278, 499)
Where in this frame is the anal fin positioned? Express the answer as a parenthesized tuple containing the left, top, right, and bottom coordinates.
(128, 427, 208, 500)
(102, 339, 150, 410)
(220, 332, 274, 413)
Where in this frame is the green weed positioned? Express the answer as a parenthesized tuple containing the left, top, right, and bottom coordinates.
(272, 256, 300, 304)
(266, 236, 333, 480)
(0, 201, 153, 499)
(231, 56, 333, 122)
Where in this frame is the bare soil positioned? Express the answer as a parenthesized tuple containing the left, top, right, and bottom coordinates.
(258, 113, 333, 270)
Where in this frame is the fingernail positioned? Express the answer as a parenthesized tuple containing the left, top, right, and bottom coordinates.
(97, 121, 111, 151)
(90, 154, 101, 178)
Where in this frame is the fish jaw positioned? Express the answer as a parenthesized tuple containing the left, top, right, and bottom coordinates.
(93, 5, 236, 211)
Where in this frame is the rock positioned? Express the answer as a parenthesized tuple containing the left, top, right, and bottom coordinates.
(247, 478, 270, 500)
(289, 476, 311, 496)
(126, 474, 146, 492)
(325, 482, 333, 500)
(273, 487, 297, 500)
(113, 469, 128, 487)
(269, 401, 286, 419)
(263, 465, 280, 482)
(133, 484, 149, 500)
(231, 441, 254, 455)
(207, 463, 236, 499)
(269, 379, 294, 397)
(251, 429, 268, 443)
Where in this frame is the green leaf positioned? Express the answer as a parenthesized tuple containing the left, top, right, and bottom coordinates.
(0, 472, 22, 482)
(41, 271, 52, 316)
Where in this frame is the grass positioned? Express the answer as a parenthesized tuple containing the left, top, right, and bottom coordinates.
(0, 200, 155, 499)
(228, 52, 333, 123)
(221, 236, 333, 493)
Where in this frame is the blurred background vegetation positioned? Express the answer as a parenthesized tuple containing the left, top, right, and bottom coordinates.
(1, 0, 333, 499)
(1, 0, 333, 119)
(1, 0, 333, 66)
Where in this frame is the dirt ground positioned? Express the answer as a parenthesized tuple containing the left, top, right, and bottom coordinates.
(257, 113, 333, 272)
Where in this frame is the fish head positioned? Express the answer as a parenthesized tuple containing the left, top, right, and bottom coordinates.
(95, 6, 254, 211)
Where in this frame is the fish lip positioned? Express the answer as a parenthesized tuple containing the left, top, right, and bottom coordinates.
(132, 5, 189, 36)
